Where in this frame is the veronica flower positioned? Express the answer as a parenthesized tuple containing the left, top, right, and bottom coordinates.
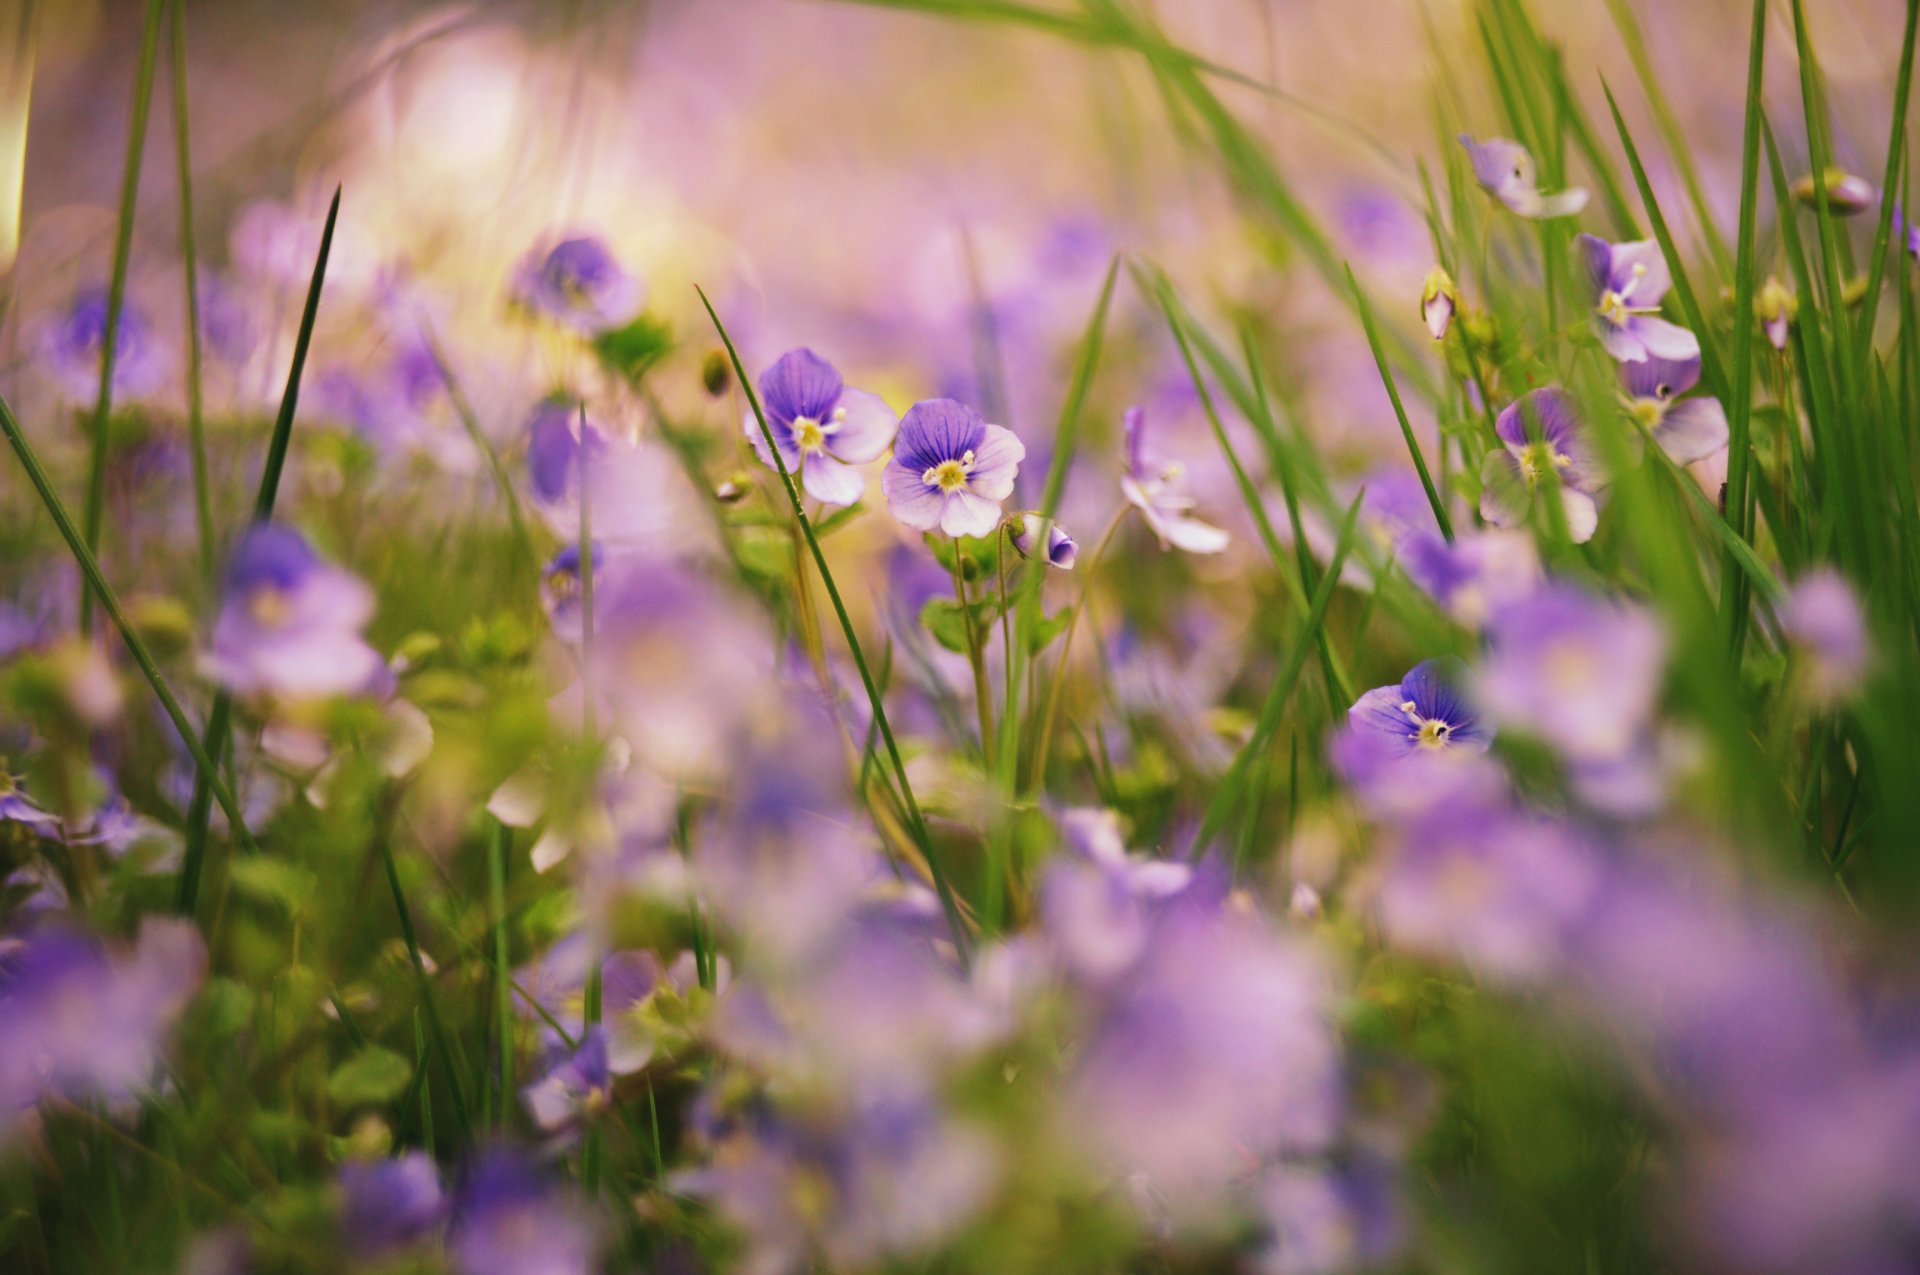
(1041, 806, 1194, 982)
(1346, 659, 1491, 759)
(202, 525, 384, 699)
(1476, 584, 1666, 764)
(1577, 234, 1700, 364)
(337, 1153, 445, 1259)
(39, 286, 170, 403)
(0, 768, 59, 835)
(747, 348, 898, 506)
(1121, 405, 1229, 554)
(1621, 352, 1729, 464)
(1459, 135, 1588, 218)
(1420, 267, 1457, 340)
(1400, 529, 1540, 629)
(450, 1151, 597, 1275)
(1781, 568, 1870, 703)
(881, 398, 1024, 537)
(1009, 513, 1077, 568)
(522, 399, 700, 551)
(522, 1027, 613, 1139)
(1479, 388, 1603, 542)
(540, 542, 604, 643)
(509, 234, 642, 333)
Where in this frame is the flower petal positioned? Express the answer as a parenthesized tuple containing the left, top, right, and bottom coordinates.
(827, 388, 897, 463)
(939, 488, 1005, 539)
(882, 463, 943, 531)
(1478, 450, 1530, 530)
(1653, 396, 1730, 465)
(801, 451, 865, 507)
(965, 424, 1026, 501)
(1634, 317, 1701, 363)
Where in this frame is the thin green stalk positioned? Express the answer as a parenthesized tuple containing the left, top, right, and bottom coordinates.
(1346, 264, 1452, 540)
(1191, 494, 1364, 860)
(79, 0, 166, 635)
(488, 818, 514, 1133)
(176, 187, 340, 918)
(379, 836, 473, 1150)
(167, 0, 213, 586)
(0, 389, 258, 854)
(1723, 0, 1769, 656)
(698, 286, 971, 965)
(1851, 0, 1920, 366)
(424, 325, 538, 571)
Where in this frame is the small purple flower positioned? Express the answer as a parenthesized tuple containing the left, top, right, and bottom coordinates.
(509, 234, 642, 333)
(1479, 388, 1602, 543)
(1577, 234, 1700, 364)
(881, 398, 1024, 538)
(337, 1153, 445, 1258)
(540, 542, 604, 643)
(1121, 406, 1229, 554)
(521, 1026, 612, 1139)
(40, 286, 170, 403)
(1400, 529, 1540, 628)
(0, 768, 59, 834)
(450, 1150, 596, 1275)
(1621, 352, 1729, 465)
(747, 348, 898, 507)
(1475, 583, 1666, 764)
(1347, 659, 1491, 758)
(1782, 568, 1870, 703)
(1420, 267, 1456, 340)
(1459, 135, 1588, 219)
(202, 525, 384, 699)
(1009, 513, 1077, 568)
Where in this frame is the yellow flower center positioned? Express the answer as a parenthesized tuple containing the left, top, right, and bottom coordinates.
(790, 407, 845, 456)
(923, 448, 977, 492)
(1518, 442, 1571, 485)
(1400, 699, 1455, 750)
(248, 586, 290, 627)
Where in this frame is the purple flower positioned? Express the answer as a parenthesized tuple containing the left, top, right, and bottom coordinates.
(509, 234, 642, 333)
(1782, 568, 1870, 702)
(337, 1153, 445, 1258)
(1376, 804, 1602, 982)
(1009, 513, 1077, 568)
(881, 398, 1024, 537)
(1576, 234, 1700, 364)
(1791, 166, 1876, 216)
(1041, 807, 1194, 982)
(39, 286, 170, 403)
(1346, 659, 1491, 758)
(1475, 584, 1666, 763)
(1459, 135, 1588, 218)
(1621, 352, 1728, 465)
(522, 399, 698, 550)
(1420, 267, 1456, 340)
(521, 1026, 612, 1139)
(0, 919, 206, 1142)
(450, 1150, 596, 1275)
(747, 348, 898, 507)
(1121, 405, 1229, 554)
(1064, 904, 1340, 1218)
(1478, 388, 1603, 543)
(540, 542, 604, 643)
(0, 768, 59, 834)
(202, 525, 384, 699)
(1400, 529, 1540, 628)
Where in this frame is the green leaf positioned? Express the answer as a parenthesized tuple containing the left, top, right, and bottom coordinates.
(226, 858, 317, 915)
(327, 1047, 414, 1109)
(812, 501, 867, 538)
(1026, 607, 1072, 656)
(920, 596, 1001, 654)
(592, 313, 675, 385)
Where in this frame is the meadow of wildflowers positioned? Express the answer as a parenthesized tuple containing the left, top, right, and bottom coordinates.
(1, 0, 1917, 1271)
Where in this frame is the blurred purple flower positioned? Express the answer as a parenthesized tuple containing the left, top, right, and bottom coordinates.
(1577, 234, 1700, 364)
(1400, 528, 1539, 628)
(0, 768, 59, 834)
(522, 1026, 612, 1139)
(1346, 659, 1491, 759)
(540, 542, 604, 643)
(510, 234, 642, 334)
(882, 398, 1024, 537)
(1121, 405, 1229, 554)
(1459, 135, 1588, 218)
(1622, 352, 1728, 465)
(1479, 388, 1603, 542)
(450, 1150, 596, 1275)
(1476, 584, 1665, 764)
(1041, 807, 1194, 983)
(202, 525, 384, 699)
(337, 1152, 445, 1258)
(747, 348, 897, 506)
(1782, 568, 1869, 703)
(39, 286, 170, 403)
(0, 919, 206, 1142)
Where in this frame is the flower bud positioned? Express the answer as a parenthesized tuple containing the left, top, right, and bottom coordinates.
(1792, 167, 1875, 216)
(1008, 513, 1077, 569)
(1420, 267, 1457, 340)
(1756, 276, 1796, 352)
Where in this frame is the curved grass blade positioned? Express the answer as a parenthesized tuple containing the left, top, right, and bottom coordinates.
(176, 187, 340, 917)
(78, 0, 166, 636)
(0, 389, 258, 856)
(1345, 264, 1452, 541)
(697, 285, 972, 966)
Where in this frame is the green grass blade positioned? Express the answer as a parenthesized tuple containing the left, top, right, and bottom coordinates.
(176, 187, 339, 918)
(1722, 0, 1769, 655)
(379, 835, 473, 1151)
(167, 0, 213, 586)
(1345, 263, 1453, 541)
(78, 0, 166, 636)
(0, 389, 258, 857)
(697, 285, 972, 965)
(1851, 0, 1919, 365)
